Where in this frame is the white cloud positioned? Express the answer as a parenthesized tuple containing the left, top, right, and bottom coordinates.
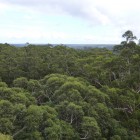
(0, 0, 140, 43)
(0, 24, 74, 43)
(0, 0, 140, 27)
(0, 2, 10, 15)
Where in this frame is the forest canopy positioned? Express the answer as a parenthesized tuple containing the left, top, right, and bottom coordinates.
(0, 31, 140, 140)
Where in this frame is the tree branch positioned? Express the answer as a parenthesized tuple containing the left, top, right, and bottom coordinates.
(13, 126, 27, 138)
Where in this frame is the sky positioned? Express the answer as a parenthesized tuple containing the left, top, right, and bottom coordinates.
(0, 0, 139, 44)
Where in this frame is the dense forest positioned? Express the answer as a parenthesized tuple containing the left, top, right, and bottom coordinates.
(0, 30, 140, 140)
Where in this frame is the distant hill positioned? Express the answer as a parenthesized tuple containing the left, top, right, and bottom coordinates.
(11, 43, 115, 49)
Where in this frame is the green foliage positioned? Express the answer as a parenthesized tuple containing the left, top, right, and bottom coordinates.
(13, 77, 28, 89)
(110, 135, 121, 140)
(0, 32, 140, 139)
(25, 105, 43, 130)
(0, 82, 8, 87)
(81, 116, 101, 139)
(0, 133, 13, 140)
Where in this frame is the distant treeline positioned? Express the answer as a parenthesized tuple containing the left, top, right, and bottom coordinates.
(11, 43, 115, 49)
